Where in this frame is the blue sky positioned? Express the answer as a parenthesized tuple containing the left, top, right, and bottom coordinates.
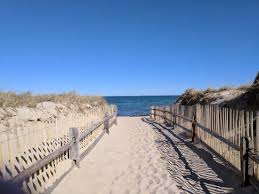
(0, 0, 258, 96)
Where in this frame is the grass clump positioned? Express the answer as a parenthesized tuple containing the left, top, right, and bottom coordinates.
(176, 89, 204, 105)
(204, 87, 217, 93)
(236, 84, 251, 91)
(218, 86, 233, 92)
(204, 86, 233, 94)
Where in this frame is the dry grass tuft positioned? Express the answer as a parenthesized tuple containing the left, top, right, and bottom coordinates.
(204, 87, 217, 93)
(218, 86, 233, 92)
(203, 86, 234, 94)
(0, 91, 106, 109)
(175, 89, 205, 105)
(236, 84, 251, 91)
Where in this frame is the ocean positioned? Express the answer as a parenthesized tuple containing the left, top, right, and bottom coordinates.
(105, 96, 179, 116)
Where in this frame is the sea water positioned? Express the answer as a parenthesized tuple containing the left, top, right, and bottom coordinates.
(105, 96, 178, 116)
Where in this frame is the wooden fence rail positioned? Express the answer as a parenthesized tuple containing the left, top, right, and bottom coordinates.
(150, 104, 259, 187)
(0, 105, 117, 194)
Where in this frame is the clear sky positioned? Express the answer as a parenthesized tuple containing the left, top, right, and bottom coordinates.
(0, 0, 258, 96)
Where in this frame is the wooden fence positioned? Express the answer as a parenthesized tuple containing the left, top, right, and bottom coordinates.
(0, 105, 117, 193)
(150, 104, 259, 187)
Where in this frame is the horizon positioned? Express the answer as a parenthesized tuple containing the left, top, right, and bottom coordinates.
(0, 0, 258, 96)
(104, 95, 180, 97)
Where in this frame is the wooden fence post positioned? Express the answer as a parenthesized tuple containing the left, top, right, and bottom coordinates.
(170, 105, 173, 126)
(150, 106, 153, 119)
(163, 107, 166, 123)
(104, 113, 110, 134)
(154, 106, 156, 120)
(240, 136, 253, 186)
(69, 127, 80, 167)
(240, 137, 245, 186)
(115, 112, 117, 125)
(192, 107, 197, 143)
(256, 111, 259, 178)
(173, 109, 176, 128)
(114, 107, 118, 125)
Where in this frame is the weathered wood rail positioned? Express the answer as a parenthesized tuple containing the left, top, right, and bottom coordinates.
(0, 105, 117, 194)
(150, 104, 259, 188)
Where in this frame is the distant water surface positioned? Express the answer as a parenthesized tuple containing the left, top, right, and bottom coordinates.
(105, 96, 178, 116)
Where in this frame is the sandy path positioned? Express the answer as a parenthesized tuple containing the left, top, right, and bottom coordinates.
(51, 117, 181, 194)
(51, 117, 256, 194)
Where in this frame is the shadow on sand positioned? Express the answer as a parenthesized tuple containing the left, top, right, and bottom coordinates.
(142, 118, 255, 194)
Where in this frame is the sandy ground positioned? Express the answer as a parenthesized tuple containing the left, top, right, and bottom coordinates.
(52, 117, 180, 194)
(51, 117, 256, 194)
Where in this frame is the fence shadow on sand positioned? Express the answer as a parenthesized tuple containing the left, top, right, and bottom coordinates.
(143, 118, 255, 194)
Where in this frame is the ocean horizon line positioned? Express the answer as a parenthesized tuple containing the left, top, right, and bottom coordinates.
(104, 95, 180, 97)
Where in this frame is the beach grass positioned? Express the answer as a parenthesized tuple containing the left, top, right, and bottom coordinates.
(0, 91, 106, 108)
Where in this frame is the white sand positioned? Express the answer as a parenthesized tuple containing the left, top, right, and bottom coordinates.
(52, 117, 181, 194)
(51, 117, 256, 194)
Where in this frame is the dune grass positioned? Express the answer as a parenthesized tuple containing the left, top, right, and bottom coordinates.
(176, 73, 259, 109)
(0, 91, 106, 109)
(176, 84, 253, 106)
